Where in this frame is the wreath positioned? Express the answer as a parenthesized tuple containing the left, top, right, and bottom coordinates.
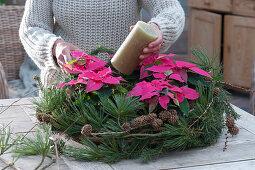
(34, 47, 239, 163)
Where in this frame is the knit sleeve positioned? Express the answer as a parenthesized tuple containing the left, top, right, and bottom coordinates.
(139, 0, 185, 52)
(19, 0, 61, 70)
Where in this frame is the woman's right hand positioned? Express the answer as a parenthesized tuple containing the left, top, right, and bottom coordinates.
(53, 40, 83, 66)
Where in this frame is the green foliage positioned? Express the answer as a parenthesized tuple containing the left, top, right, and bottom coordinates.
(189, 47, 223, 81)
(12, 124, 55, 170)
(179, 98, 189, 117)
(33, 87, 68, 114)
(100, 94, 145, 120)
(13, 124, 52, 157)
(0, 124, 20, 155)
(65, 138, 126, 163)
(90, 44, 116, 56)
(0, 0, 10, 5)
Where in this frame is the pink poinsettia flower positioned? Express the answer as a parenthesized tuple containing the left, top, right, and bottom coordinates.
(70, 51, 100, 62)
(175, 87, 199, 103)
(174, 61, 212, 79)
(86, 60, 107, 71)
(128, 79, 185, 110)
(153, 73, 167, 79)
(62, 64, 82, 74)
(151, 79, 171, 91)
(57, 77, 88, 88)
(146, 65, 173, 73)
(73, 63, 86, 72)
(56, 79, 78, 88)
(175, 61, 195, 68)
(158, 95, 169, 110)
(169, 74, 184, 82)
(127, 81, 158, 100)
(173, 69, 188, 82)
(158, 53, 176, 60)
(140, 53, 160, 79)
(77, 77, 87, 84)
(79, 67, 123, 92)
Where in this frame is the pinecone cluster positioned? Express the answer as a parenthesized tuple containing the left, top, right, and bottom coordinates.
(35, 109, 54, 124)
(159, 110, 179, 125)
(128, 113, 163, 130)
(226, 117, 239, 135)
(81, 124, 92, 136)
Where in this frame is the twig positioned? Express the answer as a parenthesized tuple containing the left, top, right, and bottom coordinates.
(0, 157, 19, 170)
(19, 124, 38, 142)
(224, 101, 233, 117)
(223, 132, 229, 152)
(52, 140, 60, 170)
(91, 131, 128, 136)
(121, 133, 160, 138)
(144, 143, 164, 160)
(209, 80, 254, 93)
(41, 155, 56, 170)
(3, 121, 13, 128)
(189, 97, 215, 129)
(34, 155, 45, 170)
(0, 89, 39, 115)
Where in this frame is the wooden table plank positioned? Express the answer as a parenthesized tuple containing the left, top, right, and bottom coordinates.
(172, 159, 255, 170)
(0, 97, 36, 107)
(0, 98, 254, 170)
(232, 104, 255, 134)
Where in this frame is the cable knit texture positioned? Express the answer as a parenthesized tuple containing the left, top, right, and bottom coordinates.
(19, 0, 185, 88)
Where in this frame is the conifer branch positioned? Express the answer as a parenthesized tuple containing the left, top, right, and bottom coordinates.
(189, 97, 215, 129)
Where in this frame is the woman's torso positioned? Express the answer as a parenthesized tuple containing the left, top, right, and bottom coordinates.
(52, 0, 141, 60)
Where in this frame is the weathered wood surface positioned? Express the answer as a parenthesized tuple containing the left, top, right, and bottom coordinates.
(0, 98, 255, 170)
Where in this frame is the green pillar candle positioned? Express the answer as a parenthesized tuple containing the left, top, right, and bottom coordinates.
(111, 21, 158, 75)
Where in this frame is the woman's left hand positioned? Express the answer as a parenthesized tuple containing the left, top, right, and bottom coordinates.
(131, 23, 163, 64)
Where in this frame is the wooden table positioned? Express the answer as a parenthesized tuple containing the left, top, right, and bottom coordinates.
(0, 98, 255, 170)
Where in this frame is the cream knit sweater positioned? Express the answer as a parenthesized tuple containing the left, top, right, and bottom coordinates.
(19, 0, 185, 88)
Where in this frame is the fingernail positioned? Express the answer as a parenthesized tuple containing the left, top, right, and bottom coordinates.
(140, 55, 144, 60)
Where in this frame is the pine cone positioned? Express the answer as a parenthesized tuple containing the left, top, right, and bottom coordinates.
(151, 119, 163, 129)
(213, 87, 220, 97)
(168, 115, 179, 125)
(159, 111, 172, 121)
(226, 117, 235, 128)
(148, 113, 157, 121)
(169, 109, 177, 115)
(35, 109, 43, 122)
(81, 124, 92, 136)
(131, 117, 143, 128)
(140, 115, 150, 125)
(228, 126, 239, 136)
(42, 114, 52, 124)
(121, 123, 131, 131)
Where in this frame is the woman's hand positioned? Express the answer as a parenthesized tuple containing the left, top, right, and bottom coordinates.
(130, 23, 163, 64)
(53, 40, 83, 66)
